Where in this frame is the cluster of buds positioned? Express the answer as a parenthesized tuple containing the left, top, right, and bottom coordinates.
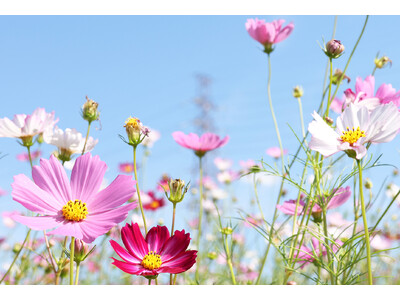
(374, 54, 392, 69)
(331, 69, 351, 85)
(123, 116, 150, 147)
(292, 86, 304, 98)
(323, 39, 345, 59)
(220, 227, 233, 235)
(161, 178, 190, 204)
(82, 96, 100, 123)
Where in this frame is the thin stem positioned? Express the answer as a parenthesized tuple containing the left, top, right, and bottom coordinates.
(70, 237, 75, 285)
(357, 159, 373, 285)
(253, 173, 265, 222)
(371, 66, 377, 77)
(0, 229, 31, 284)
(75, 262, 80, 285)
(26, 145, 34, 169)
(297, 97, 306, 140)
(170, 203, 177, 285)
(133, 145, 148, 233)
(81, 121, 92, 155)
(322, 207, 336, 284)
(148, 279, 152, 285)
(324, 57, 333, 118)
(195, 156, 204, 283)
(224, 235, 236, 285)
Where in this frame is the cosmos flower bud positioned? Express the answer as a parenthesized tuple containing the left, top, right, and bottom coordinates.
(207, 251, 217, 260)
(292, 86, 304, 98)
(123, 117, 149, 146)
(332, 69, 351, 85)
(163, 178, 189, 204)
(82, 96, 100, 123)
(71, 239, 94, 263)
(324, 116, 334, 125)
(324, 39, 345, 59)
(374, 55, 392, 69)
(221, 227, 233, 235)
(365, 178, 373, 189)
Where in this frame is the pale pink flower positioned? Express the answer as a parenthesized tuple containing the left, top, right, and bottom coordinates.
(308, 102, 400, 159)
(16, 150, 42, 162)
(172, 131, 229, 157)
(370, 234, 392, 251)
(277, 187, 351, 216)
(214, 157, 233, 171)
(0, 108, 57, 140)
(266, 146, 288, 158)
(119, 162, 134, 174)
(0, 188, 7, 197)
(2, 211, 19, 228)
(217, 170, 240, 184)
(11, 153, 137, 243)
(239, 159, 260, 173)
(142, 127, 160, 148)
(245, 18, 294, 46)
(202, 176, 218, 190)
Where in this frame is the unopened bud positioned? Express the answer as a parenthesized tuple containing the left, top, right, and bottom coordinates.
(207, 251, 217, 260)
(324, 116, 334, 125)
(71, 239, 90, 262)
(365, 178, 373, 189)
(332, 69, 351, 85)
(293, 86, 304, 98)
(82, 96, 100, 123)
(393, 169, 399, 176)
(221, 227, 233, 235)
(165, 179, 189, 204)
(325, 39, 345, 59)
(123, 116, 149, 146)
(287, 281, 297, 285)
(374, 55, 392, 69)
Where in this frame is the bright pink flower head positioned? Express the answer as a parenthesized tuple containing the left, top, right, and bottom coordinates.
(16, 150, 42, 162)
(172, 131, 229, 157)
(110, 223, 197, 278)
(266, 146, 288, 158)
(11, 153, 137, 243)
(245, 18, 294, 48)
(142, 191, 165, 211)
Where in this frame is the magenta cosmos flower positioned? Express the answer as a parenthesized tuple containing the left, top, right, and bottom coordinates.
(277, 186, 351, 217)
(110, 223, 197, 278)
(245, 18, 294, 52)
(172, 131, 229, 157)
(11, 153, 137, 243)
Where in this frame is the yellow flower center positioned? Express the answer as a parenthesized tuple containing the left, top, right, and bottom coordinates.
(124, 117, 141, 130)
(340, 126, 366, 145)
(150, 201, 160, 209)
(141, 251, 162, 270)
(62, 200, 88, 222)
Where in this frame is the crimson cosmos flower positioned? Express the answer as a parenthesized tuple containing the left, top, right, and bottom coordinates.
(110, 223, 197, 278)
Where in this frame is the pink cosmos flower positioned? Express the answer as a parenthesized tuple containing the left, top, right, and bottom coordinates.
(0, 188, 7, 197)
(11, 153, 137, 243)
(110, 223, 197, 277)
(266, 146, 288, 158)
(277, 187, 351, 217)
(142, 191, 165, 211)
(202, 176, 218, 190)
(296, 238, 326, 268)
(245, 18, 294, 46)
(217, 170, 240, 184)
(156, 174, 170, 192)
(172, 131, 229, 157)
(0, 108, 57, 140)
(16, 150, 42, 162)
(309, 102, 400, 159)
(119, 162, 134, 174)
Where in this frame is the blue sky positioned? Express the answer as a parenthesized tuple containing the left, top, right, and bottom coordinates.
(1, 15, 400, 243)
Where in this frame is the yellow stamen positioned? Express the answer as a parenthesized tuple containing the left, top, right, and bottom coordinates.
(340, 126, 366, 145)
(141, 251, 162, 270)
(124, 117, 141, 129)
(150, 201, 160, 209)
(62, 200, 88, 222)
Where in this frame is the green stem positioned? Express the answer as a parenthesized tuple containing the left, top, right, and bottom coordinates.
(55, 237, 68, 285)
(0, 229, 31, 284)
(195, 156, 204, 283)
(148, 279, 152, 285)
(371, 66, 377, 77)
(81, 121, 92, 155)
(75, 262, 80, 285)
(70, 237, 75, 285)
(170, 203, 177, 285)
(253, 173, 265, 222)
(324, 57, 333, 118)
(357, 159, 373, 284)
(26, 145, 34, 169)
(322, 207, 336, 284)
(224, 235, 236, 285)
(133, 145, 148, 233)
(297, 97, 306, 140)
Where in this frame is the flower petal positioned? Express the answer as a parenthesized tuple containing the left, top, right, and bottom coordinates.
(12, 214, 63, 231)
(145, 225, 170, 253)
(110, 240, 141, 264)
(160, 229, 191, 261)
(159, 250, 197, 274)
(47, 221, 84, 240)
(111, 258, 150, 276)
(121, 223, 149, 260)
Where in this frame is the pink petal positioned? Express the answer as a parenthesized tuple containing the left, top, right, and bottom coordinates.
(12, 174, 61, 214)
(160, 229, 191, 262)
(121, 223, 149, 260)
(70, 153, 107, 202)
(145, 225, 170, 253)
(110, 240, 141, 264)
(32, 155, 72, 207)
(274, 22, 294, 43)
(87, 175, 136, 212)
(160, 250, 197, 274)
(11, 214, 63, 231)
(327, 186, 351, 210)
(111, 258, 150, 276)
(47, 221, 84, 240)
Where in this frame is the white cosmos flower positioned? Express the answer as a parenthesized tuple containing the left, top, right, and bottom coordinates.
(0, 108, 57, 140)
(214, 157, 233, 171)
(43, 127, 98, 156)
(308, 102, 400, 160)
(141, 127, 160, 148)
